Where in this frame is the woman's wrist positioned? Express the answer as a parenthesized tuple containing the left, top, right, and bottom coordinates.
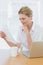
(25, 29, 30, 35)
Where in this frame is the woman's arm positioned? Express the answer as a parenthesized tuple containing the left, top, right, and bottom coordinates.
(4, 38, 17, 47)
(5, 38, 20, 48)
(26, 30, 32, 48)
(23, 26, 32, 49)
(0, 31, 20, 48)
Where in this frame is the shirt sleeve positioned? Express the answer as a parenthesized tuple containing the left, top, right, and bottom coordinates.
(31, 25, 42, 42)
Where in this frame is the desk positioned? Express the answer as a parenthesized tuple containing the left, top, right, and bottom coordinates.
(6, 53, 43, 65)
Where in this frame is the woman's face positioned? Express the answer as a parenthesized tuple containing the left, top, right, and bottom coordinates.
(19, 14, 32, 26)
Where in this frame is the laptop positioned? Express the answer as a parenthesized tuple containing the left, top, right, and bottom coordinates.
(21, 42, 43, 58)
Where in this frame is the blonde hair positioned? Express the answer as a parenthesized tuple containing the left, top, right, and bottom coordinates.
(18, 6, 32, 17)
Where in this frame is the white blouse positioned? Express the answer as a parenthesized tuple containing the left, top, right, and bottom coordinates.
(16, 22, 42, 49)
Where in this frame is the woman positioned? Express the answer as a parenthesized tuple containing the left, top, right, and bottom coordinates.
(16, 6, 42, 51)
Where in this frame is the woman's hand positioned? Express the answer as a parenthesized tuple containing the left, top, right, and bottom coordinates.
(23, 24, 30, 34)
(0, 31, 6, 40)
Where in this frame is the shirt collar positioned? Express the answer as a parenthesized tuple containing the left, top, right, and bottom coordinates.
(31, 22, 35, 32)
(20, 22, 35, 32)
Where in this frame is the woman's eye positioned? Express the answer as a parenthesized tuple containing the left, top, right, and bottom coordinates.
(22, 18, 25, 20)
(19, 18, 25, 20)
